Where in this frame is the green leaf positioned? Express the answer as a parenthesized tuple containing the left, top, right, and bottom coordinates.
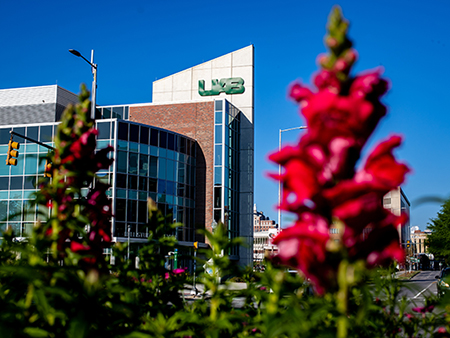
(23, 327, 50, 337)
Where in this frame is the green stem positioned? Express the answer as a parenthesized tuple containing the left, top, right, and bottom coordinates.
(337, 260, 349, 338)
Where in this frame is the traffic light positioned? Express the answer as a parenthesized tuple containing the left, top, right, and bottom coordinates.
(6, 139, 20, 166)
(406, 240, 411, 248)
(193, 241, 198, 250)
(44, 159, 53, 178)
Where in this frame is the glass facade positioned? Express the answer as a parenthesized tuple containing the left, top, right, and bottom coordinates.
(112, 119, 196, 242)
(0, 118, 197, 244)
(213, 100, 240, 255)
(0, 124, 57, 238)
(97, 105, 129, 120)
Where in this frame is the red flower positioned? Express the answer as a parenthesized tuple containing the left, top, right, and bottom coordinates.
(289, 83, 313, 103)
(347, 214, 407, 266)
(272, 213, 334, 293)
(94, 146, 114, 170)
(269, 146, 323, 209)
(333, 193, 385, 234)
(71, 241, 91, 253)
(412, 305, 435, 313)
(68, 129, 98, 160)
(349, 69, 388, 99)
(268, 14, 409, 293)
(313, 70, 341, 92)
(355, 135, 410, 190)
(302, 91, 378, 142)
(324, 136, 410, 208)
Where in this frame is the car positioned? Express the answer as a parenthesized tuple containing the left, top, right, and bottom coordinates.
(435, 268, 450, 297)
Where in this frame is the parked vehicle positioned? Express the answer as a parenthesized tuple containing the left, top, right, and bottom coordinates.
(435, 268, 450, 297)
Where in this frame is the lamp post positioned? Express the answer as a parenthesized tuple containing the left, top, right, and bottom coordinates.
(278, 126, 307, 229)
(127, 224, 131, 261)
(69, 49, 98, 120)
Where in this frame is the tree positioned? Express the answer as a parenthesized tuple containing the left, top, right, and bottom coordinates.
(426, 198, 450, 262)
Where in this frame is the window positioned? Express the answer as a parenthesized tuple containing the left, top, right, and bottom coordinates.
(116, 173, 127, 189)
(215, 125, 222, 144)
(128, 153, 138, 175)
(26, 127, 38, 142)
(140, 126, 149, 144)
(159, 131, 167, 149)
(158, 158, 166, 179)
(39, 126, 52, 142)
(103, 108, 111, 118)
(10, 177, 23, 190)
(138, 176, 147, 191)
(139, 154, 148, 176)
(128, 175, 138, 190)
(112, 107, 124, 119)
(24, 154, 38, 175)
(150, 129, 158, 147)
(149, 156, 158, 178)
(117, 151, 127, 173)
(116, 199, 126, 221)
(168, 133, 175, 150)
(97, 122, 110, 140)
(215, 145, 222, 165)
(127, 200, 137, 222)
(129, 124, 139, 143)
(118, 122, 128, 141)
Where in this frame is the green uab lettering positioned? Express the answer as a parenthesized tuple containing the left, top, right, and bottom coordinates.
(220, 77, 245, 94)
(198, 77, 245, 96)
(199, 79, 222, 96)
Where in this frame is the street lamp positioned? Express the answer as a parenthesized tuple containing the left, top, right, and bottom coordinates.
(278, 126, 307, 229)
(69, 49, 98, 120)
(127, 224, 131, 261)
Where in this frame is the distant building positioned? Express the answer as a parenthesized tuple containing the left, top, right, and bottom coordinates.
(411, 229, 429, 254)
(410, 225, 420, 234)
(253, 204, 279, 262)
(383, 187, 411, 246)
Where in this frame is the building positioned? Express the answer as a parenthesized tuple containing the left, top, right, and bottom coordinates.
(253, 204, 277, 232)
(0, 45, 255, 267)
(411, 229, 430, 254)
(328, 187, 410, 246)
(253, 205, 279, 263)
(383, 187, 411, 246)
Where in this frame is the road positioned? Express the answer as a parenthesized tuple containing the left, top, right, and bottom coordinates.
(399, 270, 439, 311)
(184, 271, 441, 310)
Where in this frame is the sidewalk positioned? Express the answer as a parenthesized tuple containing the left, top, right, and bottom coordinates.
(181, 282, 248, 299)
(395, 270, 421, 280)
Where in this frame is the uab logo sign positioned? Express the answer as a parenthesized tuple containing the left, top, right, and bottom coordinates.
(198, 77, 245, 96)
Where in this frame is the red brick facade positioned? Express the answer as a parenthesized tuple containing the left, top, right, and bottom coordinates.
(130, 101, 215, 241)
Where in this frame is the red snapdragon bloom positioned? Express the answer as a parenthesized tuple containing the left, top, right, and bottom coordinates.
(272, 213, 336, 293)
(269, 10, 409, 294)
(349, 69, 388, 100)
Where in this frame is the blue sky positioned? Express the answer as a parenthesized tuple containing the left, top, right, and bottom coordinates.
(1, 0, 449, 230)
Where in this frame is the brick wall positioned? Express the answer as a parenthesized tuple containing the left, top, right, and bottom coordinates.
(130, 101, 215, 242)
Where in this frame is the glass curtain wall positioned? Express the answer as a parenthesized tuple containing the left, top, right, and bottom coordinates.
(112, 120, 196, 243)
(0, 119, 196, 246)
(0, 124, 57, 238)
(213, 100, 240, 256)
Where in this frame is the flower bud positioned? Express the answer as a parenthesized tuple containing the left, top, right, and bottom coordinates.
(317, 54, 329, 67)
(326, 37, 338, 48)
(314, 70, 340, 91)
(333, 58, 349, 73)
(289, 83, 313, 102)
(344, 49, 358, 64)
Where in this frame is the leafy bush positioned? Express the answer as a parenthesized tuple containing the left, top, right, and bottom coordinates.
(0, 6, 449, 338)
